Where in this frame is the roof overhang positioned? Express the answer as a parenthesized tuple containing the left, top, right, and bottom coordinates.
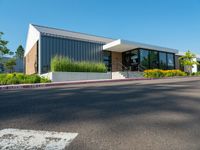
(103, 39, 179, 54)
(176, 52, 200, 61)
(176, 51, 185, 56)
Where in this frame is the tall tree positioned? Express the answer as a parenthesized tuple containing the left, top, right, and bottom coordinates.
(15, 45, 24, 59)
(0, 32, 13, 61)
(4, 58, 16, 73)
(179, 50, 199, 75)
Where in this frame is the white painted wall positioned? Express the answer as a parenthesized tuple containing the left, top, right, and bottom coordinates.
(183, 58, 198, 73)
(192, 58, 198, 73)
(41, 72, 112, 82)
(25, 24, 40, 56)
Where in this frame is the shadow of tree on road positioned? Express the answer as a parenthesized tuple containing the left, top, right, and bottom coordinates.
(1, 79, 200, 149)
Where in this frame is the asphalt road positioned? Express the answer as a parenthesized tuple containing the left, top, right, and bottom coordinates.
(0, 77, 200, 150)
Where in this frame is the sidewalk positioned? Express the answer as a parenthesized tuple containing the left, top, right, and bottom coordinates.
(0, 76, 199, 90)
(0, 78, 148, 90)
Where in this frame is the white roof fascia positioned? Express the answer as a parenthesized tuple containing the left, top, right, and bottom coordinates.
(103, 39, 122, 50)
(103, 39, 179, 54)
(32, 24, 114, 44)
(25, 24, 40, 56)
(176, 51, 185, 56)
(177, 52, 200, 60)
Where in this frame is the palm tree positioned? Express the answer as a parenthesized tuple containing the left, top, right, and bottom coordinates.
(179, 50, 199, 75)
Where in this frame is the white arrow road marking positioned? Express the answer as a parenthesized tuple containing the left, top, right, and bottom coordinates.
(0, 128, 78, 150)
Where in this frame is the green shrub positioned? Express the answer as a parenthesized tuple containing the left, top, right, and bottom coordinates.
(40, 77, 51, 83)
(51, 56, 107, 73)
(24, 75, 41, 83)
(192, 72, 200, 76)
(144, 69, 187, 78)
(0, 73, 51, 85)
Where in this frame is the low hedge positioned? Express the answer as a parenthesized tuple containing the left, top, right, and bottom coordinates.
(0, 73, 51, 85)
(51, 56, 107, 73)
(144, 69, 187, 78)
(192, 72, 200, 76)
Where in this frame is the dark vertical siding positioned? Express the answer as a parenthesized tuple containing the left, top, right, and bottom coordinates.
(40, 35, 104, 73)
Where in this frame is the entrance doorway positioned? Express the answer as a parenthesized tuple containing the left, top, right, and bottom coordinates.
(122, 50, 139, 71)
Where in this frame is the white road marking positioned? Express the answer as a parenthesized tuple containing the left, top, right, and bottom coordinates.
(0, 128, 78, 150)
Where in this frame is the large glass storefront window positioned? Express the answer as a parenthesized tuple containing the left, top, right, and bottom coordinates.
(122, 50, 139, 71)
(103, 51, 111, 71)
(159, 52, 167, 69)
(167, 53, 175, 69)
(149, 51, 158, 69)
(140, 49, 149, 69)
(122, 49, 175, 71)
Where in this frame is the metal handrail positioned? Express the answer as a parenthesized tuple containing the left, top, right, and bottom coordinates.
(138, 64, 147, 72)
(111, 62, 129, 78)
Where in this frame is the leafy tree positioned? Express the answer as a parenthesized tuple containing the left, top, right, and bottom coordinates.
(179, 50, 199, 75)
(0, 32, 13, 61)
(15, 45, 24, 59)
(4, 58, 16, 73)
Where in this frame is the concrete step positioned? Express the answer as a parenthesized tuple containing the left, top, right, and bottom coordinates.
(128, 72, 144, 78)
(112, 72, 126, 79)
(112, 71, 144, 79)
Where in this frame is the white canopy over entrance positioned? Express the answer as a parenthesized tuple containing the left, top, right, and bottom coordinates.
(103, 39, 178, 54)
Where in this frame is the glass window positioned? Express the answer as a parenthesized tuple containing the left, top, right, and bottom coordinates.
(130, 50, 139, 64)
(122, 50, 139, 71)
(124, 51, 131, 66)
(103, 51, 111, 71)
(167, 53, 175, 69)
(149, 51, 158, 69)
(140, 49, 149, 69)
(198, 61, 200, 72)
(130, 50, 139, 71)
(103, 51, 111, 61)
(159, 52, 167, 69)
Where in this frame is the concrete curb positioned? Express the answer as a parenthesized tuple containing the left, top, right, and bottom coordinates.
(0, 78, 150, 90)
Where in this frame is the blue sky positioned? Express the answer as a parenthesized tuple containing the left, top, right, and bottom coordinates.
(0, 0, 200, 54)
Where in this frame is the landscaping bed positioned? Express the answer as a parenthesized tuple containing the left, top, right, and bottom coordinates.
(51, 56, 107, 73)
(144, 69, 200, 78)
(0, 73, 51, 85)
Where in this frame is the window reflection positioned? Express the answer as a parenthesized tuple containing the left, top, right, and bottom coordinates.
(103, 51, 111, 71)
(122, 50, 139, 71)
(140, 49, 149, 69)
(159, 52, 167, 69)
(149, 51, 158, 69)
(121, 48, 175, 71)
(198, 61, 200, 72)
(167, 53, 174, 69)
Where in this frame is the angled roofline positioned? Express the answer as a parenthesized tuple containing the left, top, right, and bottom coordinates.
(31, 24, 114, 44)
(25, 24, 182, 57)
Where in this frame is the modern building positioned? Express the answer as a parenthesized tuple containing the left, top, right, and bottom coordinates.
(25, 24, 199, 76)
(0, 57, 24, 73)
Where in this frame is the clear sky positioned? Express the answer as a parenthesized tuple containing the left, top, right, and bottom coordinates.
(0, 0, 200, 54)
